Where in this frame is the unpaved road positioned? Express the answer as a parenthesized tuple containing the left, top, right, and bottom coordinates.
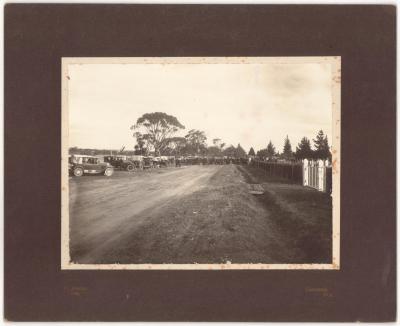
(69, 164, 331, 264)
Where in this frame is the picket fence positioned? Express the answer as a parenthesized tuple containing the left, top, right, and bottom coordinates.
(250, 159, 332, 194)
(302, 159, 332, 194)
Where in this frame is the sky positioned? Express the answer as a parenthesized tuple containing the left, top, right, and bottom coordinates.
(67, 61, 333, 154)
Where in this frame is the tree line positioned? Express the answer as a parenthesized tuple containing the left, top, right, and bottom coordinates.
(254, 130, 331, 161)
(70, 112, 331, 161)
(131, 112, 247, 158)
(131, 112, 331, 161)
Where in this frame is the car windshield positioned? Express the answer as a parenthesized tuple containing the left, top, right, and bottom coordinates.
(81, 157, 98, 164)
(69, 156, 79, 164)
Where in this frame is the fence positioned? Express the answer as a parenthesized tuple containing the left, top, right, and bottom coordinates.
(251, 159, 332, 194)
(178, 157, 249, 166)
(303, 159, 332, 194)
(250, 160, 303, 184)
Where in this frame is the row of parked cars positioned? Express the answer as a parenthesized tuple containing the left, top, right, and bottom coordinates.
(68, 154, 250, 177)
(68, 154, 177, 177)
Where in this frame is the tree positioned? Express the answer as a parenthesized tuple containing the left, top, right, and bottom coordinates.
(166, 136, 186, 156)
(313, 130, 331, 160)
(207, 146, 222, 157)
(185, 129, 207, 155)
(256, 141, 276, 160)
(207, 138, 225, 156)
(212, 138, 225, 152)
(323, 135, 332, 161)
(256, 148, 267, 159)
(282, 135, 293, 159)
(236, 144, 247, 158)
(313, 130, 325, 150)
(266, 141, 276, 157)
(221, 144, 247, 158)
(132, 131, 148, 155)
(295, 137, 312, 160)
(131, 112, 185, 156)
(212, 138, 222, 147)
(248, 147, 256, 156)
(223, 145, 236, 157)
(134, 144, 141, 155)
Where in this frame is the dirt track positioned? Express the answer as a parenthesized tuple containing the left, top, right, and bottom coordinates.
(69, 164, 331, 264)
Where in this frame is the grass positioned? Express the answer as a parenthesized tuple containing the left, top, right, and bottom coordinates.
(238, 165, 332, 263)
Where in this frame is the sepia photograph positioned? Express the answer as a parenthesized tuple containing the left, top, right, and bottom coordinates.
(5, 3, 396, 321)
(61, 57, 340, 270)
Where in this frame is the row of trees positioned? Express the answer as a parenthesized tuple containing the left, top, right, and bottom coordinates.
(253, 130, 331, 161)
(131, 112, 248, 158)
(130, 112, 331, 160)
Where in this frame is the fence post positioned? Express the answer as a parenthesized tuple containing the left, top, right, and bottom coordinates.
(303, 159, 308, 186)
(318, 159, 325, 192)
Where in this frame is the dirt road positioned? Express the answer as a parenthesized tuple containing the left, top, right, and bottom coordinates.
(69, 164, 331, 264)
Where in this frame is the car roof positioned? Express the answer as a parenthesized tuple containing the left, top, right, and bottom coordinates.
(70, 154, 96, 158)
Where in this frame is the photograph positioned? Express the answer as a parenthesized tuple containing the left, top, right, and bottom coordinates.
(61, 57, 340, 270)
(5, 3, 396, 321)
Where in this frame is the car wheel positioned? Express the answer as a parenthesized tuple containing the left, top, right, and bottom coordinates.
(126, 164, 134, 172)
(73, 167, 84, 177)
(104, 168, 113, 177)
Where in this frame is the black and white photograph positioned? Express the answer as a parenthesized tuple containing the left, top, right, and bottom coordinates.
(5, 3, 397, 321)
(61, 57, 340, 270)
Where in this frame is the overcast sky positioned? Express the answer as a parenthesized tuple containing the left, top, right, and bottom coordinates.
(68, 62, 332, 153)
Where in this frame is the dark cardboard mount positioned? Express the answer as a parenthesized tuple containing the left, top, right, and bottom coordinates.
(4, 4, 396, 321)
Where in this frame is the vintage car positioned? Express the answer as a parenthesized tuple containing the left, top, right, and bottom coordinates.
(175, 156, 184, 167)
(158, 156, 171, 167)
(129, 155, 144, 170)
(104, 155, 142, 171)
(152, 156, 161, 168)
(142, 156, 154, 169)
(69, 155, 114, 177)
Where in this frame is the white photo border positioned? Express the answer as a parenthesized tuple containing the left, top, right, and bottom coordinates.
(61, 56, 341, 270)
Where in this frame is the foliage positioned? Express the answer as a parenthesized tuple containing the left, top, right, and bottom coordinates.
(132, 131, 149, 155)
(257, 141, 276, 159)
(87, 110, 332, 163)
(282, 135, 293, 159)
(295, 137, 313, 160)
(207, 146, 222, 157)
(184, 129, 207, 155)
(223, 145, 237, 157)
(236, 144, 247, 158)
(131, 112, 185, 155)
(166, 136, 187, 155)
(221, 144, 247, 158)
(313, 130, 331, 160)
(266, 141, 276, 157)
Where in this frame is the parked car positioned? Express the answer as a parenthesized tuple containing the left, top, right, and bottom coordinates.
(129, 155, 144, 170)
(159, 156, 171, 167)
(69, 155, 114, 177)
(152, 156, 161, 168)
(167, 156, 176, 166)
(175, 156, 184, 167)
(142, 156, 154, 169)
(104, 155, 141, 171)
